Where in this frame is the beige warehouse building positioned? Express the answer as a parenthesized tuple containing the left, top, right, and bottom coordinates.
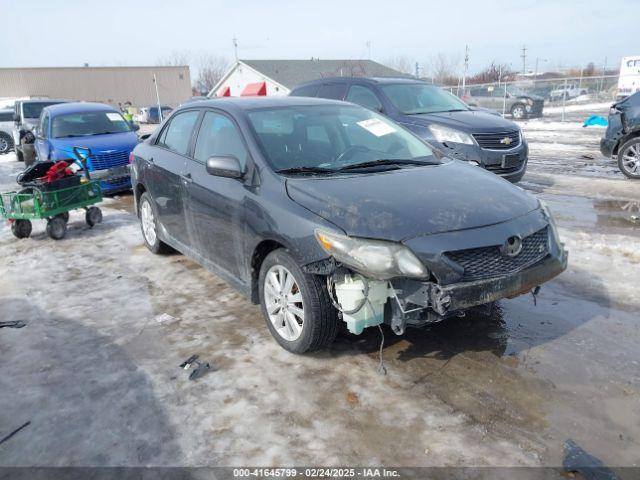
(0, 66, 191, 107)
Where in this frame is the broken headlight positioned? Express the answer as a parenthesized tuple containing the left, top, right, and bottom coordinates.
(315, 230, 429, 280)
(539, 200, 563, 248)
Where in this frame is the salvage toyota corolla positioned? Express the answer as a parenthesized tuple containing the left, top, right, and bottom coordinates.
(130, 97, 567, 353)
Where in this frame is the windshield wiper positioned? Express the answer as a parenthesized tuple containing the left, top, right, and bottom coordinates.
(276, 166, 335, 175)
(336, 158, 436, 171)
(54, 134, 93, 138)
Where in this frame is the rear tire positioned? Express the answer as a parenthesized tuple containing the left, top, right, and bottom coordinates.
(85, 206, 102, 227)
(11, 219, 32, 239)
(259, 249, 338, 353)
(617, 137, 640, 179)
(139, 192, 171, 254)
(511, 103, 526, 120)
(46, 217, 67, 240)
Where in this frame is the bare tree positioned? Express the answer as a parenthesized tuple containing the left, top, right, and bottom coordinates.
(467, 61, 516, 84)
(195, 54, 231, 95)
(425, 53, 461, 86)
(382, 55, 416, 75)
(156, 50, 191, 66)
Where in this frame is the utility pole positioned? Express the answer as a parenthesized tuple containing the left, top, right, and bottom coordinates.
(366, 40, 371, 60)
(521, 45, 527, 75)
(232, 37, 238, 62)
(415, 62, 420, 78)
(153, 74, 163, 123)
(462, 44, 469, 92)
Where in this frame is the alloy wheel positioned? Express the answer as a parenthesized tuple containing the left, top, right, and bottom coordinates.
(263, 265, 304, 341)
(0, 137, 8, 154)
(512, 106, 525, 119)
(140, 199, 157, 246)
(620, 142, 640, 178)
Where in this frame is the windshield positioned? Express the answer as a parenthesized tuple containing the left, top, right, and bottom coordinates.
(506, 86, 527, 96)
(247, 104, 437, 172)
(51, 111, 132, 138)
(381, 84, 469, 114)
(23, 102, 63, 119)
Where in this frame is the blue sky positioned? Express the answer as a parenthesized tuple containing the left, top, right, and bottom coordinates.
(2, 0, 636, 76)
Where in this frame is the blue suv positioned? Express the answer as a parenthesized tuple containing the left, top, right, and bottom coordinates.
(290, 77, 528, 183)
(35, 103, 139, 193)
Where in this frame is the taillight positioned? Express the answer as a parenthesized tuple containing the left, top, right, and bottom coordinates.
(129, 152, 134, 164)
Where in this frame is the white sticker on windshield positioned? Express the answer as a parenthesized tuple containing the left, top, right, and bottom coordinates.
(106, 112, 123, 122)
(356, 118, 396, 137)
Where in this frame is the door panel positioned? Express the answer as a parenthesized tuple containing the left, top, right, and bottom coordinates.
(145, 110, 200, 247)
(185, 110, 250, 279)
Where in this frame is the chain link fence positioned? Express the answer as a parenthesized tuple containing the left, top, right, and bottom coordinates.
(443, 74, 638, 120)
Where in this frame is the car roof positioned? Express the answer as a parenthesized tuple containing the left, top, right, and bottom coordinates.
(20, 98, 68, 104)
(43, 102, 117, 116)
(181, 96, 350, 112)
(292, 76, 428, 89)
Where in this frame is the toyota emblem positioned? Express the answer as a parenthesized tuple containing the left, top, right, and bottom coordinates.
(501, 235, 523, 257)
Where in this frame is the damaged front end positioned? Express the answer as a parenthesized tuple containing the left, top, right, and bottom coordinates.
(304, 206, 568, 337)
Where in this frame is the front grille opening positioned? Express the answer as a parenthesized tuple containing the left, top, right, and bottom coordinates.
(472, 130, 520, 150)
(444, 227, 549, 282)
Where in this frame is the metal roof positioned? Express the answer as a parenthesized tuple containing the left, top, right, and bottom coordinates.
(238, 60, 410, 89)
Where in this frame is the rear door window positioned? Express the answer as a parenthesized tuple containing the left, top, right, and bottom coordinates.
(345, 85, 382, 111)
(317, 83, 347, 100)
(157, 110, 200, 155)
(290, 84, 320, 97)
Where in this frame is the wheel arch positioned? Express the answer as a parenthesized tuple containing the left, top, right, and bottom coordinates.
(134, 182, 147, 215)
(250, 239, 288, 304)
(614, 129, 640, 156)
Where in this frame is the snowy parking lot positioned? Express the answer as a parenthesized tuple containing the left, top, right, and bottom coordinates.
(1, 104, 639, 471)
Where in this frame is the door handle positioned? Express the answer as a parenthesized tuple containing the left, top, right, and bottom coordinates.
(180, 172, 193, 183)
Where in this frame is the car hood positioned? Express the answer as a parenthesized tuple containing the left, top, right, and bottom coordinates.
(397, 110, 519, 133)
(51, 131, 138, 156)
(285, 160, 539, 242)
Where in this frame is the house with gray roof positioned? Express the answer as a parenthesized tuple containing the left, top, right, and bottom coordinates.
(208, 59, 408, 97)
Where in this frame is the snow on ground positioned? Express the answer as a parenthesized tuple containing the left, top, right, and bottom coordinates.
(542, 101, 612, 114)
(1, 105, 640, 469)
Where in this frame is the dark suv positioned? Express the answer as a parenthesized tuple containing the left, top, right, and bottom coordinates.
(601, 91, 640, 179)
(290, 77, 528, 183)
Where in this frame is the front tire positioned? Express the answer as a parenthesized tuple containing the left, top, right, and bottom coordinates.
(0, 133, 12, 154)
(617, 138, 640, 179)
(259, 249, 338, 353)
(511, 103, 526, 120)
(138, 192, 171, 253)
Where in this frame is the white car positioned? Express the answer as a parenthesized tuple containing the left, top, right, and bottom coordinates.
(549, 84, 588, 102)
(0, 109, 14, 154)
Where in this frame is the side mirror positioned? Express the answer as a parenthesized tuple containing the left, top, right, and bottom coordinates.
(206, 155, 244, 179)
(130, 123, 140, 132)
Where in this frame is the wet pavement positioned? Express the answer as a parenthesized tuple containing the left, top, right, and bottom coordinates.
(0, 106, 639, 470)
